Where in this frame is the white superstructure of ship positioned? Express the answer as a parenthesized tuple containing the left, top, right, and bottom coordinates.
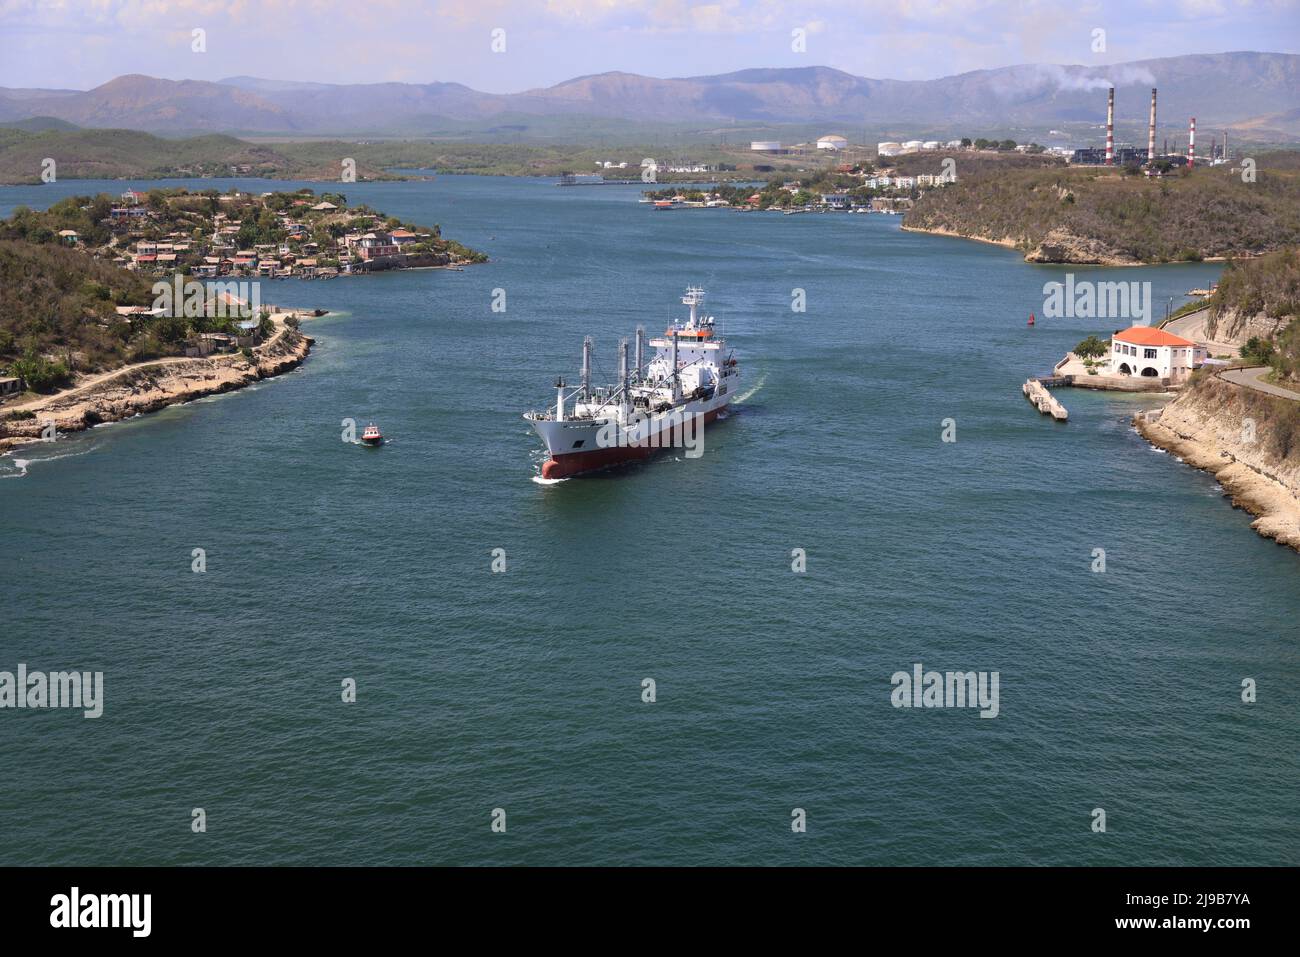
(524, 286, 739, 479)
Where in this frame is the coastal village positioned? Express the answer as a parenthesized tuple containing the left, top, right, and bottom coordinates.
(53, 187, 485, 280)
(0, 187, 487, 435)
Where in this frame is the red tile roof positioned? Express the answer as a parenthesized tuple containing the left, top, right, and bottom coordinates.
(1114, 326, 1194, 348)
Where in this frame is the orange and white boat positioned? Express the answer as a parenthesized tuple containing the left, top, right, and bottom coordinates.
(361, 423, 383, 446)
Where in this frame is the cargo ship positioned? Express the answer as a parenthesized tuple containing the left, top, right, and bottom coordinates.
(524, 287, 739, 479)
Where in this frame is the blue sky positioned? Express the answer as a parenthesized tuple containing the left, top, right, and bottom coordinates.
(0, 0, 1296, 91)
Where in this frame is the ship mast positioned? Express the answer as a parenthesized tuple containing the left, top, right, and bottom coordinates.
(669, 318, 679, 402)
(683, 285, 704, 329)
(618, 338, 630, 422)
(581, 336, 592, 399)
(634, 326, 644, 382)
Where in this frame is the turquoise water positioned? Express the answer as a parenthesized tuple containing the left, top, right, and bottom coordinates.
(1, 176, 1296, 866)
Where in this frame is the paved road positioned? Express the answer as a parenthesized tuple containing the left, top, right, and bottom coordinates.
(1220, 366, 1300, 401)
(1162, 306, 1239, 357)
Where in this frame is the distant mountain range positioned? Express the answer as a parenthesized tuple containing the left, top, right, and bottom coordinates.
(0, 52, 1296, 139)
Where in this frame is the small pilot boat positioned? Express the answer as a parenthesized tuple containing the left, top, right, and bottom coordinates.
(361, 423, 384, 446)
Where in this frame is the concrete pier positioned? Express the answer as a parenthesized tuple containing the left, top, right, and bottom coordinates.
(1023, 378, 1069, 421)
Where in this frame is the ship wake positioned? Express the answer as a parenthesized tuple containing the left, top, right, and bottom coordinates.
(733, 371, 766, 405)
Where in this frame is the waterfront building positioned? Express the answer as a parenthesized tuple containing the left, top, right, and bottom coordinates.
(1108, 327, 1197, 382)
(357, 232, 399, 260)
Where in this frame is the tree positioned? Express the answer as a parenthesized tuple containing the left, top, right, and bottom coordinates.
(154, 314, 189, 344)
(1074, 335, 1109, 359)
(1241, 337, 1275, 364)
(7, 348, 70, 392)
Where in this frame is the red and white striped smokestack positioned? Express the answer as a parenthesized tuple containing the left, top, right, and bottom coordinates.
(1105, 88, 1115, 165)
(1188, 117, 1196, 168)
(1147, 88, 1157, 163)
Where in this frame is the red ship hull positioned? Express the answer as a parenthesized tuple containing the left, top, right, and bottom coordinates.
(541, 406, 726, 479)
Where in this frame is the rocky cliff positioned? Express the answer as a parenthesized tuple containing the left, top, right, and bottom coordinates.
(1135, 375, 1300, 552)
(1205, 306, 1290, 344)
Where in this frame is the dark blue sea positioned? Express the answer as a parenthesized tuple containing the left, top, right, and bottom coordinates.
(1, 175, 1295, 865)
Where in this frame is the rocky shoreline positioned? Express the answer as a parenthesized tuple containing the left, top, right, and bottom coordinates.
(900, 222, 1227, 266)
(0, 326, 313, 454)
(1134, 378, 1300, 553)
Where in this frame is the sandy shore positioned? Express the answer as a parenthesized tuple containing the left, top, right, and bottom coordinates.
(1, 316, 314, 454)
(1135, 390, 1300, 554)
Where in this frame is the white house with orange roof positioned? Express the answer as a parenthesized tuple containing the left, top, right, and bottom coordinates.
(1108, 326, 1200, 382)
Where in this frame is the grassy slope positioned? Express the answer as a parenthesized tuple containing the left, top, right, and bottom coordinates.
(904, 154, 1300, 263)
(0, 238, 155, 378)
(0, 127, 833, 184)
(0, 129, 400, 183)
(1211, 246, 1300, 380)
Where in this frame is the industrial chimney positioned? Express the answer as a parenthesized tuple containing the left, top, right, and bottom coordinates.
(1188, 117, 1196, 168)
(1105, 88, 1115, 166)
(1147, 88, 1157, 164)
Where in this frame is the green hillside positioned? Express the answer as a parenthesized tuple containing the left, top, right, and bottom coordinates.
(904, 153, 1300, 264)
(0, 236, 156, 389)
